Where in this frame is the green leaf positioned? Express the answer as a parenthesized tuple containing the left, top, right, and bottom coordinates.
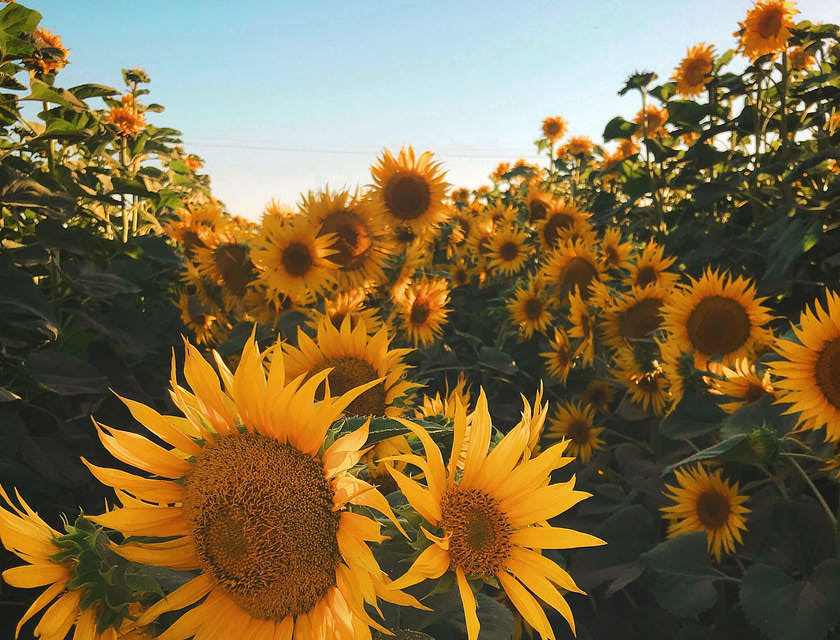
(603, 116, 637, 141)
(68, 83, 118, 100)
(0, 4, 41, 55)
(741, 560, 840, 640)
(477, 346, 517, 374)
(720, 394, 797, 438)
(641, 532, 718, 579)
(660, 390, 726, 440)
(651, 572, 719, 617)
(123, 571, 164, 597)
(332, 415, 452, 445)
(664, 434, 750, 473)
(25, 350, 108, 395)
(712, 49, 735, 73)
(69, 263, 141, 298)
(667, 100, 708, 127)
(25, 79, 87, 110)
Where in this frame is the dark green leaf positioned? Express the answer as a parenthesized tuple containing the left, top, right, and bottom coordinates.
(25, 350, 108, 395)
(664, 434, 749, 473)
(68, 83, 118, 100)
(69, 263, 141, 298)
(603, 116, 637, 141)
(651, 572, 719, 617)
(660, 390, 725, 440)
(25, 79, 87, 110)
(741, 560, 840, 640)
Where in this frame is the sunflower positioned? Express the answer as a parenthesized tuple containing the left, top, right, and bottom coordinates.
(662, 268, 774, 368)
(451, 187, 471, 204)
(398, 277, 451, 347)
(662, 465, 750, 561)
(487, 227, 530, 277)
(300, 188, 391, 289)
(581, 380, 616, 413)
(370, 147, 449, 233)
(771, 289, 840, 440)
(541, 328, 574, 385)
(567, 136, 594, 156)
(544, 401, 604, 464)
(735, 0, 798, 62)
(164, 200, 225, 258)
(106, 94, 146, 136)
(192, 224, 256, 302)
(508, 280, 553, 339)
(827, 110, 840, 137)
(176, 291, 227, 346)
(541, 238, 603, 302)
(600, 285, 670, 352)
(541, 116, 568, 142)
(613, 348, 670, 416)
(448, 209, 476, 256)
(242, 283, 304, 327)
(657, 337, 698, 410)
(416, 374, 473, 421)
(535, 200, 590, 252)
(672, 43, 716, 98)
(788, 45, 816, 71)
(448, 258, 473, 288)
(282, 317, 417, 417)
(361, 435, 414, 484)
(263, 199, 299, 225)
(633, 104, 669, 138)
(599, 227, 634, 271)
(384, 391, 604, 640)
(706, 358, 774, 414)
(253, 218, 337, 299)
(32, 28, 68, 74)
(525, 188, 552, 224)
(86, 337, 420, 640)
(312, 288, 383, 334)
(624, 240, 679, 289)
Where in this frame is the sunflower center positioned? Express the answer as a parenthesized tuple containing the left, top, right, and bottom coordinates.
(696, 489, 731, 529)
(565, 419, 590, 445)
(394, 226, 417, 245)
(619, 297, 664, 340)
(214, 242, 254, 298)
(686, 295, 751, 356)
(684, 60, 707, 87)
(635, 265, 659, 287)
(528, 198, 549, 223)
(544, 121, 561, 137)
(440, 487, 512, 576)
(183, 433, 339, 621)
(560, 257, 598, 299)
(321, 210, 371, 269)
(543, 213, 575, 247)
(320, 356, 386, 416)
(410, 299, 431, 326)
(523, 297, 544, 320)
(499, 241, 520, 262)
(815, 337, 840, 411)
(384, 172, 431, 220)
(281, 242, 314, 277)
(584, 383, 611, 408)
(757, 9, 783, 39)
(636, 373, 661, 394)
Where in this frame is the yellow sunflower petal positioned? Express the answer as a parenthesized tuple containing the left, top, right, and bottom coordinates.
(3, 563, 68, 589)
(498, 572, 553, 640)
(386, 467, 442, 525)
(136, 574, 215, 626)
(14, 580, 64, 638)
(510, 526, 606, 550)
(456, 567, 480, 640)
(386, 540, 450, 591)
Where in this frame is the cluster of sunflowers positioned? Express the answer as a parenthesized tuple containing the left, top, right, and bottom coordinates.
(3, 0, 840, 638)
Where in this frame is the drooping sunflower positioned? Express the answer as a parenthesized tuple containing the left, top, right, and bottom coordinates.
(282, 317, 417, 417)
(311, 287, 383, 334)
(398, 277, 451, 347)
(568, 290, 596, 367)
(86, 337, 418, 640)
(163, 199, 225, 259)
(192, 224, 256, 302)
(672, 43, 716, 98)
(567, 135, 594, 157)
(31, 27, 69, 74)
(662, 465, 750, 561)
(369, 147, 450, 233)
(771, 289, 840, 440)
(581, 380, 616, 413)
(543, 401, 604, 464)
(508, 279, 553, 339)
(242, 282, 307, 327)
(252, 218, 337, 299)
(541, 238, 603, 302)
(447, 208, 476, 256)
(600, 284, 670, 352)
(623, 240, 679, 289)
(535, 200, 590, 252)
(657, 337, 699, 410)
(706, 358, 774, 414)
(541, 327, 574, 385)
(487, 227, 530, 277)
(176, 291, 227, 346)
(0, 488, 154, 640)
(300, 188, 392, 289)
(735, 0, 798, 62)
(525, 188, 553, 224)
(541, 116, 568, 143)
(385, 391, 605, 640)
(661, 268, 775, 368)
(788, 45, 816, 71)
(613, 348, 670, 416)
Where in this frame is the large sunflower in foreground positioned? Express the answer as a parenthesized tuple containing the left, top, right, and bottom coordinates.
(662, 465, 750, 561)
(735, 0, 798, 62)
(282, 317, 418, 417)
(672, 43, 716, 98)
(300, 188, 392, 289)
(84, 338, 417, 640)
(661, 268, 774, 368)
(370, 147, 449, 233)
(253, 218, 337, 299)
(398, 277, 451, 347)
(771, 289, 840, 440)
(385, 392, 605, 640)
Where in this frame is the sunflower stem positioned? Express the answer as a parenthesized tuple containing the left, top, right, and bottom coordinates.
(787, 455, 837, 528)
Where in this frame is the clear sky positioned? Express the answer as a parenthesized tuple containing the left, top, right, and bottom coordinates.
(23, 0, 840, 219)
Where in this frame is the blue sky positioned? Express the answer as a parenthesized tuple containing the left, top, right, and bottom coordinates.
(25, 0, 840, 219)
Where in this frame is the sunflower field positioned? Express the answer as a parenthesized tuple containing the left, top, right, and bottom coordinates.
(2, 1, 840, 639)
